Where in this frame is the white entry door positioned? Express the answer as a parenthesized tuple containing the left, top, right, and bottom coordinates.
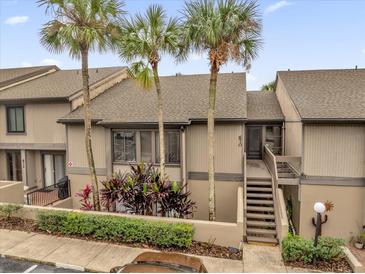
(43, 154, 65, 187)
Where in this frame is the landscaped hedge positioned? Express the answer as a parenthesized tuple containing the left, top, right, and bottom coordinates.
(282, 233, 345, 263)
(37, 211, 194, 248)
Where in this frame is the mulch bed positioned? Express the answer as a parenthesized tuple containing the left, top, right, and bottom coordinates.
(285, 258, 352, 273)
(0, 217, 242, 261)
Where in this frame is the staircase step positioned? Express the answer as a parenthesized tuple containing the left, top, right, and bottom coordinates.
(247, 213, 275, 220)
(247, 206, 274, 212)
(247, 220, 276, 227)
(247, 236, 278, 244)
(247, 193, 273, 198)
(247, 187, 272, 192)
(278, 173, 297, 178)
(247, 181, 272, 186)
(247, 228, 277, 235)
(247, 199, 273, 205)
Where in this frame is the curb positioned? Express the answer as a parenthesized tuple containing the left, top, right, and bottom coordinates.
(342, 246, 364, 273)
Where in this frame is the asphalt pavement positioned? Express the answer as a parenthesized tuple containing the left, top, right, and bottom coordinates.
(0, 257, 82, 273)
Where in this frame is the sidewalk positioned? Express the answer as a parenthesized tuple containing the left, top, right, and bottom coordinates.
(0, 229, 243, 272)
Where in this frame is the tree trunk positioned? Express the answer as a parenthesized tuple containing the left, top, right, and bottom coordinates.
(208, 64, 218, 221)
(152, 64, 166, 181)
(81, 49, 100, 211)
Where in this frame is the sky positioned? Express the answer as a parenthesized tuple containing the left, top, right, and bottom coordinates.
(1, 0, 365, 90)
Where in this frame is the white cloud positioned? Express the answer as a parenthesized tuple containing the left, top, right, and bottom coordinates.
(40, 58, 61, 66)
(264, 1, 292, 15)
(21, 61, 32, 67)
(5, 16, 29, 25)
(246, 73, 256, 82)
(362, 49, 365, 55)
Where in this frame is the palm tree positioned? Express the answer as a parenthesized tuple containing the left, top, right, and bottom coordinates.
(39, 0, 124, 211)
(117, 5, 181, 181)
(181, 0, 262, 221)
(261, 80, 275, 91)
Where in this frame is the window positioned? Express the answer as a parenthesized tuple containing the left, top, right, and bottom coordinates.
(112, 129, 180, 165)
(113, 131, 136, 162)
(7, 106, 24, 133)
(155, 131, 180, 164)
(265, 126, 282, 154)
(140, 131, 152, 162)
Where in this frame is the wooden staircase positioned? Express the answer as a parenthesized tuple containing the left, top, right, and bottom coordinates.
(245, 178, 278, 244)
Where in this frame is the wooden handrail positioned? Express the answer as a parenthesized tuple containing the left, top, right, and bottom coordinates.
(243, 152, 247, 238)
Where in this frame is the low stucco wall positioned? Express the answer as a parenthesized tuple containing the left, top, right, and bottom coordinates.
(188, 180, 242, 222)
(68, 174, 106, 210)
(6, 187, 243, 248)
(0, 181, 24, 204)
(299, 184, 365, 241)
(51, 197, 73, 209)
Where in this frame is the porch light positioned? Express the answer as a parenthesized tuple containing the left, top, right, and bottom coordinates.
(313, 202, 325, 214)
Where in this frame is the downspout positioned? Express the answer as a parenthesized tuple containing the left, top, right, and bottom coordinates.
(181, 126, 187, 192)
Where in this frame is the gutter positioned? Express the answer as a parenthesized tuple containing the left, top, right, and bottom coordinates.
(301, 118, 365, 124)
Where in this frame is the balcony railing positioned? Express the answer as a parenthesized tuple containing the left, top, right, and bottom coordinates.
(26, 177, 70, 206)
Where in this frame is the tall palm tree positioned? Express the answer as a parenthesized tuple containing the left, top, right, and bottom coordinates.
(181, 0, 262, 221)
(261, 80, 275, 91)
(39, 0, 124, 211)
(117, 5, 181, 181)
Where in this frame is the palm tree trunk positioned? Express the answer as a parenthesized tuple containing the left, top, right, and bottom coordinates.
(152, 64, 166, 181)
(208, 64, 218, 221)
(81, 49, 100, 211)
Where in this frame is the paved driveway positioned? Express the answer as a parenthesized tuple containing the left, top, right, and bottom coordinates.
(0, 257, 81, 273)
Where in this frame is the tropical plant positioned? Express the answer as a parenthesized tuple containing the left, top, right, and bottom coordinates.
(75, 184, 93, 210)
(99, 162, 196, 218)
(261, 80, 275, 91)
(181, 0, 262, 220)
(0, 204, 23, 220)
(117, 5, 181, 181)
(39, 0, 125, 210)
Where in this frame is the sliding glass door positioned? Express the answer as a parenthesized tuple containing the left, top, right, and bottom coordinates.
(6, 151, 22, 181)
(43, 153, 65, 187)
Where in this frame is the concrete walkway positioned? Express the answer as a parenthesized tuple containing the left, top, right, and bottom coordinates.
(0, 229, 243, 272)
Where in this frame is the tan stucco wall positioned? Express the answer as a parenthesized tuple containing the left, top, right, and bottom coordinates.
(299, 184, 365, 241)
(68, 174, 106, 209)
(67, 125, 106, 169)
(186, 124, 243, 173)
(0, 181, 24, 204)
(51, 197, 73, 209)
(303, 124, 365, 177)
(275, 76, 303, 157)
(0, 150, 7, 180)
(188, 179, 241, 222)
(0, 103, 69, 145)
(10, 203, 243, 248)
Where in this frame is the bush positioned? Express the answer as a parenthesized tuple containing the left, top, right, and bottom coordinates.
(37, 210, 194, 248)
(0, 204, 23, 219)
(282, 234, 345, 264)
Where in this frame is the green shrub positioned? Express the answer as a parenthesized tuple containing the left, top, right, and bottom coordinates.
(282, 234, 345, 264)
(0, 204, 23, 219)
(282, 234, 314, 263)
(37, 211, 194, 248)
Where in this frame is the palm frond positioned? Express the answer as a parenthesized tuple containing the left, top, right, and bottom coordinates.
(128, 61, 153, 90)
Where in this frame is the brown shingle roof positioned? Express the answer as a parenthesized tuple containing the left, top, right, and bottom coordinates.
(247, 91, 284, 121)
(278, 69, 365, 120)
(61, 73, 247, 124)
(0, 66, 125, 101)
(0, 66, 58, 88)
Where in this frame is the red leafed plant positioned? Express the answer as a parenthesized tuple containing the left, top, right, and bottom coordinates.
(75, 184, 93, 210)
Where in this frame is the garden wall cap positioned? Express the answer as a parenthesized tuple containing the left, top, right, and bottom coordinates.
(60, 73, 248, 124)
(278, 68, 365, 120)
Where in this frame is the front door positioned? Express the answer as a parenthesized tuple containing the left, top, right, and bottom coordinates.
(6, 151, 22, 181)
(246, 126, 262, 159)
(43, 154, 65, 187)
